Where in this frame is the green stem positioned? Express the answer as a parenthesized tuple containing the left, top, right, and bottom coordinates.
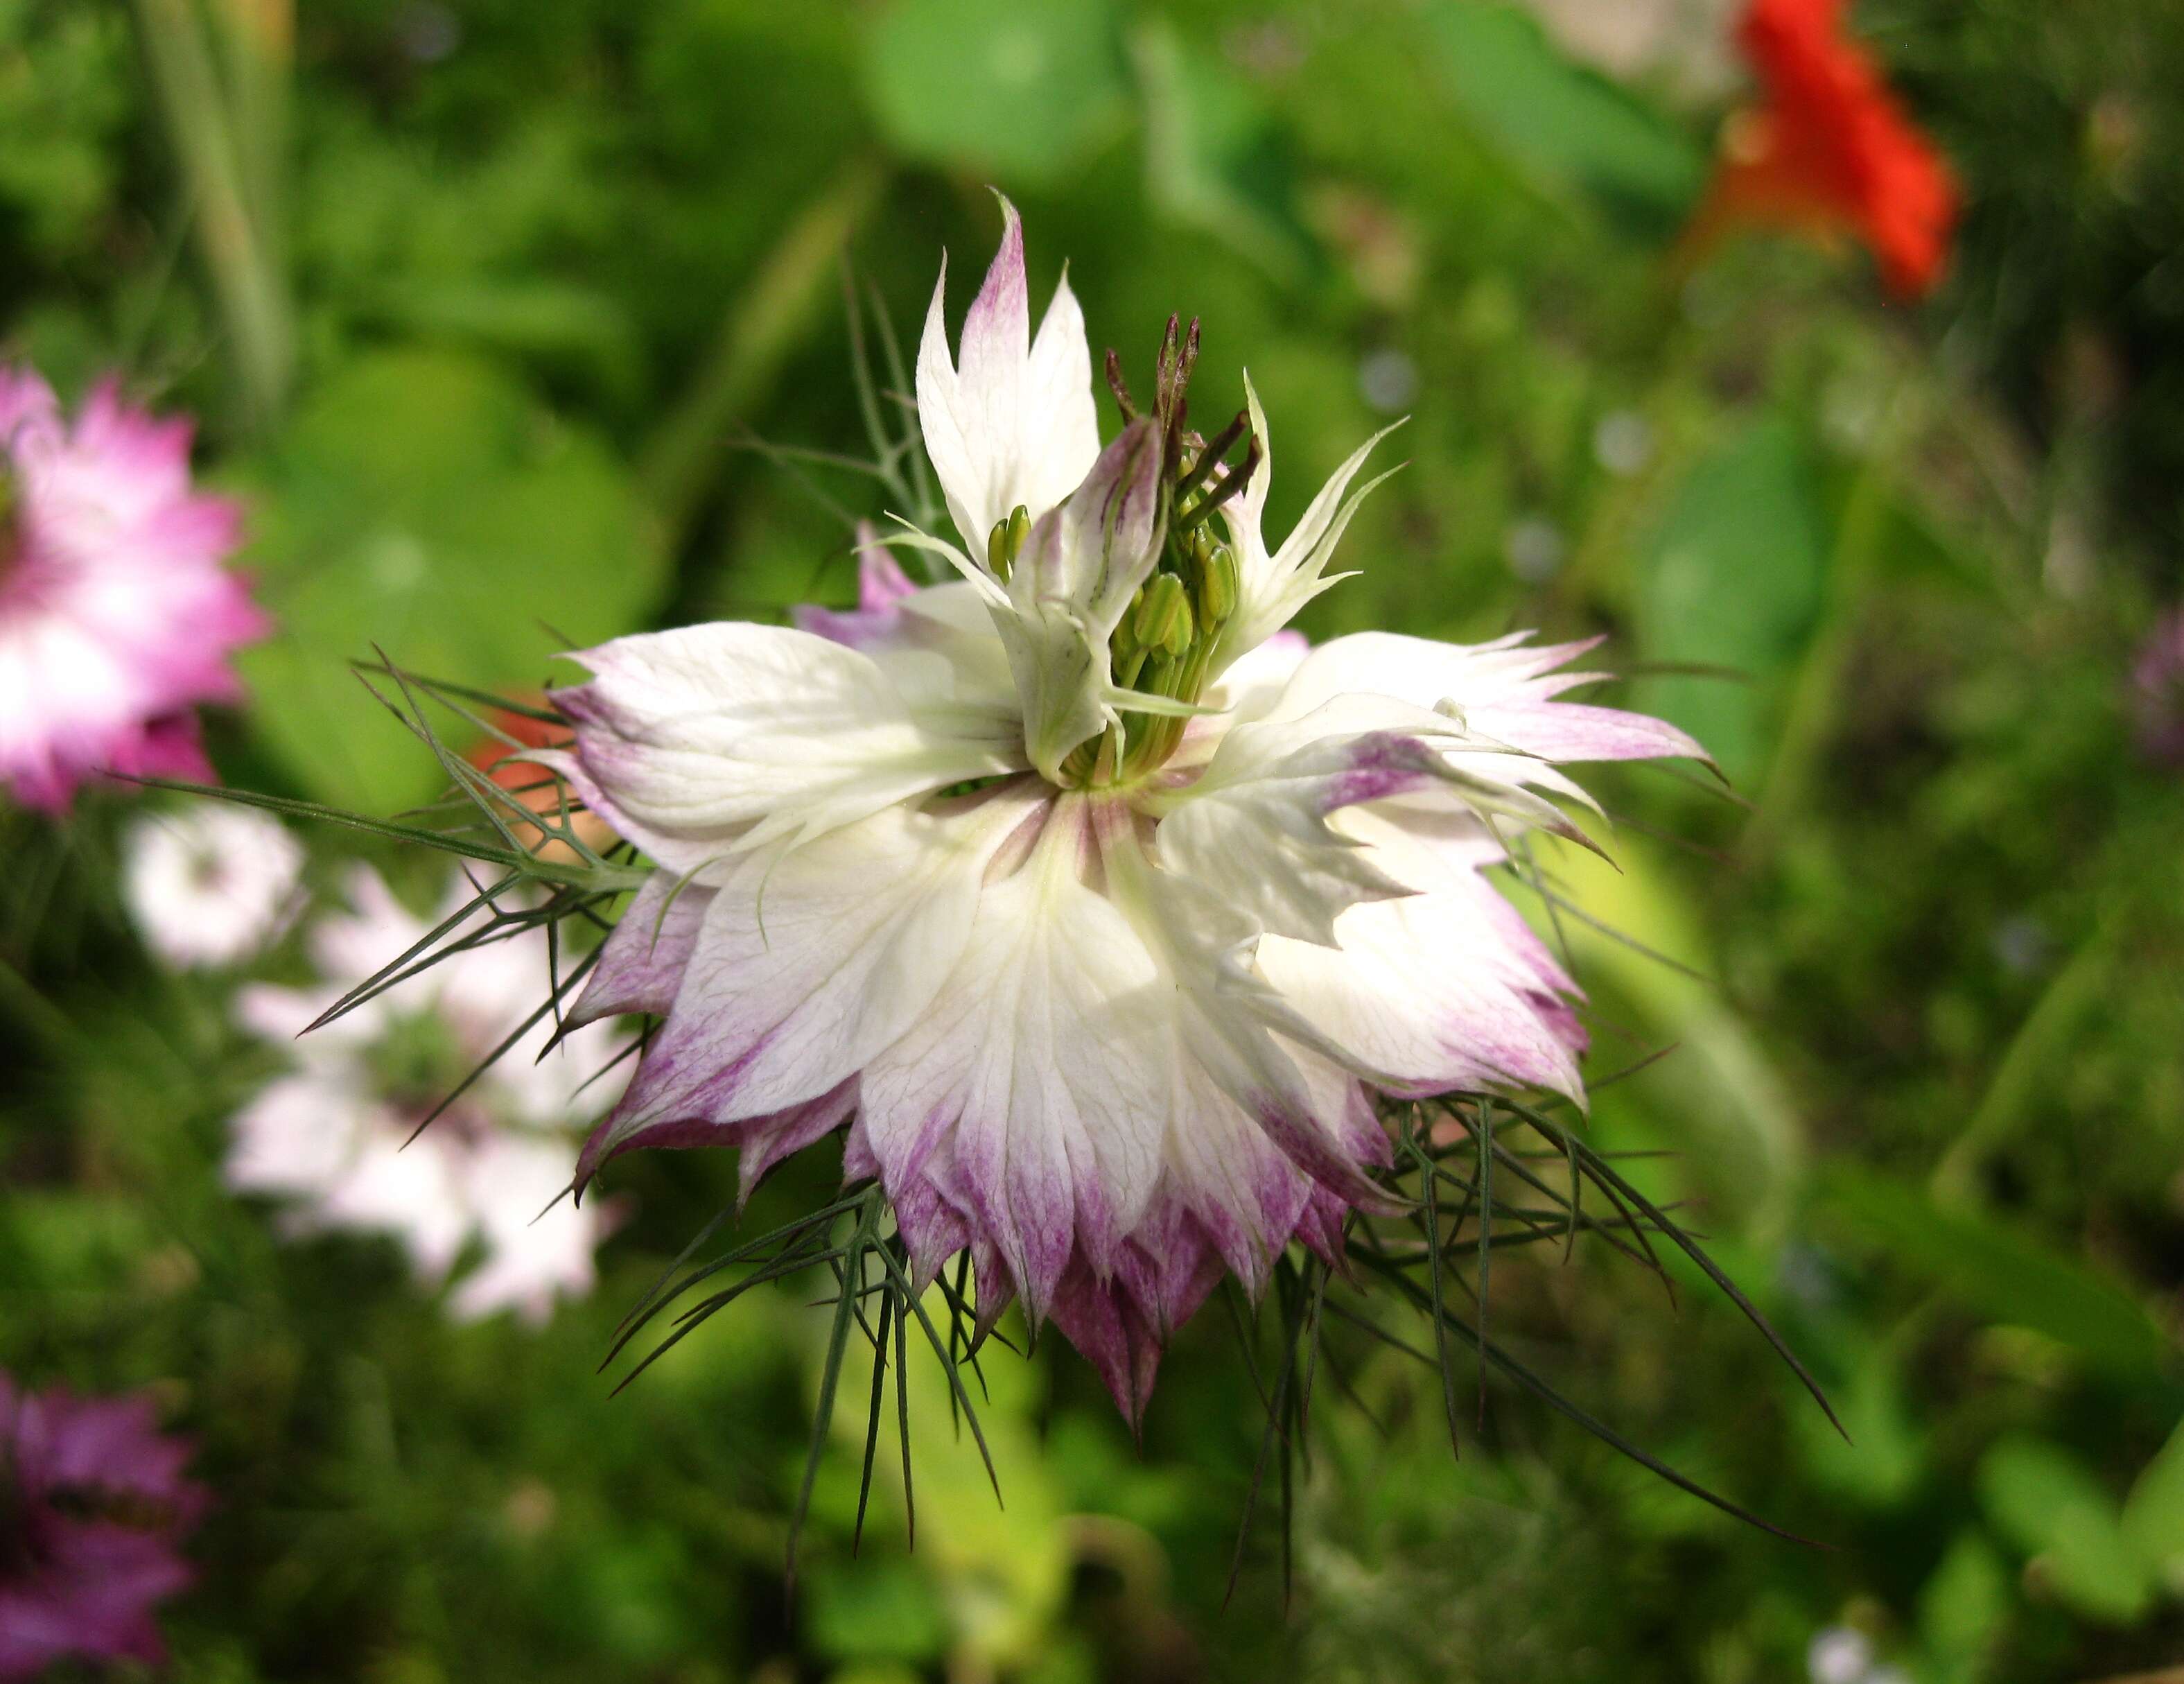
(1747, 395, 1905, 851)
(131, 0, 293, 431)
(1929, 907, 2122, 1210)
(640, 155, 888, 547)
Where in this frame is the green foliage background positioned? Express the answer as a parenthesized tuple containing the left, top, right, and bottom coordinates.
(4, 1, 2183, 1679)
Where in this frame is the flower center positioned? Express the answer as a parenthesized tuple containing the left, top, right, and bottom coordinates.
(1051, 315, 1260, 790)
(367, 1007, 475, 1120)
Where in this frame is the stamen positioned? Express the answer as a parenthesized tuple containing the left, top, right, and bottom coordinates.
(986, 503, 1031, 579)
(1173, 437, 1262, 533)
(1173, 409, 1251, 505)
(1104, 349, 1138, 419)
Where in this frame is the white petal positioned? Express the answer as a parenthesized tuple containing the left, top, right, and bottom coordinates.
(1255, 806, 1588, 1102)
(1094, 804, 1393, 1213)
(858, 797, 1169, 1320)
(1153, 724, 1438, 946)
(915, 197, 1100, 549)
(1268, 630, 1706, 765)
(1213, 374, 1400, 671)
(588, 790, 1043, 1177)
(448, 1136, 604, 1323)
(547, 620, 1020, 872)
(225, 1075, 369, 1198)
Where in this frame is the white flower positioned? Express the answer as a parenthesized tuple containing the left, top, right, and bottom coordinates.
(227, 867, 625, 1323)
(542, 204, 1705, 1420)
(122, 804, 303, 969)
(1806, 1626, 1875, 1684)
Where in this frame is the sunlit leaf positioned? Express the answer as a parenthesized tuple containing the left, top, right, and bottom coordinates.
(1978, 1435, 2154, 1627)
(1821, 1165, 2171, 1384)
(1635, 415, 1830, 786)
(860, 0, 1128, 186)
(1133, 19, 1317, 284)
(1419, 1, 1705, 238)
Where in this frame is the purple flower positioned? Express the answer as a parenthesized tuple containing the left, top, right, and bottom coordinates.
(0, 368, 268, 814)
(0, 1374, 207, 1679)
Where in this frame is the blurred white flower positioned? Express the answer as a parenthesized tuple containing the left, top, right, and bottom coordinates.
(227, 866, 627, 1323)
(1358, 348, 1418, 414)
(1807, 1626, 1874, 1684)
(1504, 516, 1566, 583)
(123, 804, 303, 969)
(1592, 409, 1654, 476)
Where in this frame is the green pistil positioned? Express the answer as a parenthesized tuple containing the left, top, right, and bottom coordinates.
(1055, 314, 1262, 790)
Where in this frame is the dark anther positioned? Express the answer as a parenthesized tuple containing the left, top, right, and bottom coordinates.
(1174, 409, 1252, 504)
(1104, 348, 1138, 419)
(1173, 435, 1262, 532)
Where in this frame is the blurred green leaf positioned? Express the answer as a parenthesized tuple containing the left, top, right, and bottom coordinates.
(2121, 1417, 2184, 1597)
(861, 0, 1128, 186)
(1419, 1, 1705, 238)
(806, 1557, 950, 1665)
(1820, 1165, 2172, 1385)
(236, 348, 666, 812)
(1541, 835, 1808, 1239)
(1977, 1435, 2154, 1626)
(1918, 1529, 2013, 1679)
(1132, 19, 1316, 284)
(1636, 415, 1831, 785)
(1792, 1343, 1923, 1506)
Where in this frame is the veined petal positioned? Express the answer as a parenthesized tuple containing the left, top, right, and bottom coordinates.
(916, 196, 1100, 548)
(1094, 804, 1395, 1215)
(577, 791, 1040, 1190)
(545, 621, 1020, 873)
(1152, 724, 1440, 946)
(1255, 806, 1589, 1103)
(568, 870, 717, 1027)
(1268, 630, 1709, 766)
(858, 797, 1169, 1323)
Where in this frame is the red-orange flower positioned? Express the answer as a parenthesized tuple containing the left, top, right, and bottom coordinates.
(1690, 0, 1959, 299)
(466, 703, 613, 860)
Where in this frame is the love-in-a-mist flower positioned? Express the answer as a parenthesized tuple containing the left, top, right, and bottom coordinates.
(1686, 0, 1959, 300)
(0, 369, 266, 813)
(543, 204, 1704, 1423)
(0, 1373, 207, 1680)
(228, 867, 624, 1323)
(123, 804, 304, 969)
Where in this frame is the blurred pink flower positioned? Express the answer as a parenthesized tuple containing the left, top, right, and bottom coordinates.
(0, 369, 265, 813)
(0, 1373, 206, 1680)
(228, 867, 627, 1323)
(2133, 609, 2184, 767)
